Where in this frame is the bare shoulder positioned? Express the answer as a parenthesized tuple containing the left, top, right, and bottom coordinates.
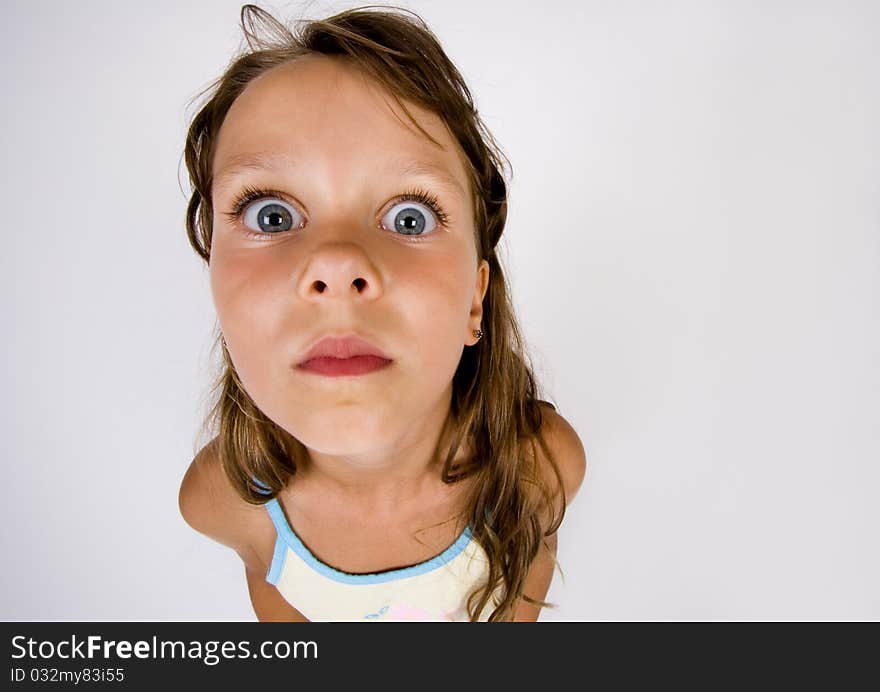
(177, 436, 266, 565)
(178, 438, 311, 622)
(533, 402, 588, 531)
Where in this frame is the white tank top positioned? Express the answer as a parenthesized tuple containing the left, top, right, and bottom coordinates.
(255, 480, 503, 621)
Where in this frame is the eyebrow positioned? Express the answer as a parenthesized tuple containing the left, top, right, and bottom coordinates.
(213, 151, 465, 196)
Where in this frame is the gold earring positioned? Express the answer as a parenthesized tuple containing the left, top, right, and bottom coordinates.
(473, 328, 483, 340)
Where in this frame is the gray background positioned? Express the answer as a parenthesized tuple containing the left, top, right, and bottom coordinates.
(1, 0, 877, 620)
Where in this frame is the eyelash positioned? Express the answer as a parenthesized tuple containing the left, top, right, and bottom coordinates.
(221, 185, 451, 241)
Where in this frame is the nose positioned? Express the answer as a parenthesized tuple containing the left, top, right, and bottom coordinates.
(297, 244, 383, 302)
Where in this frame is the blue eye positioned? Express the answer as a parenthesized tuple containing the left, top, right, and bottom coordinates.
(381, 200, 439, 237)
(243, 200, 302, 235)
(381, 188, 450, 235)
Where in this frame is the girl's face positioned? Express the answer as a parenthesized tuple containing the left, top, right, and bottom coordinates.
(209, 55, 489, 460)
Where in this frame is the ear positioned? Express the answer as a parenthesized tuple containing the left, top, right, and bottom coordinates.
(468, 259, 490, 343)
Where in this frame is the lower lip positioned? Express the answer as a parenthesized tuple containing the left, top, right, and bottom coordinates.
(297, 355, 393, 377)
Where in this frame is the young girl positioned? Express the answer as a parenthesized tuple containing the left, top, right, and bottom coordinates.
(178, 3, 586, 622)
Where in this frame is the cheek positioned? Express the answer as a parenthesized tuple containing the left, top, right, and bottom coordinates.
(209, 263, 285, 411)
(210, 256, 247, 327)
(208, 250, 283, 356)
(396, 256, 472, 365)
(402, 246, 469, 297)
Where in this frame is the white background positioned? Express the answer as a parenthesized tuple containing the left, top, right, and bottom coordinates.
(1, 0, 877, 620)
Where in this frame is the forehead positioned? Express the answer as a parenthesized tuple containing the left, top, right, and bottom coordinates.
(212, 55, 469, 193)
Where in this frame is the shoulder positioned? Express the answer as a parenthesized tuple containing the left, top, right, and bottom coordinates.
(539, 403, 587, 504)
(178, 436, 266, 563)
(531, 402, 588, 533)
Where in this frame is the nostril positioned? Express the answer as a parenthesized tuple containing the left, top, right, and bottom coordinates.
(353, 277, 366, 291)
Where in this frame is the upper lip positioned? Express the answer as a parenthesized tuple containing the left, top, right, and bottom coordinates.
(297, 334, 392, 364)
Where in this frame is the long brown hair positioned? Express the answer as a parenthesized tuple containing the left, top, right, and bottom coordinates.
(182, 3, 566, 621)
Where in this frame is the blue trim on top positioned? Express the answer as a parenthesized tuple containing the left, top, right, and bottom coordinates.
(252, 476, 273, 495)
(263, 497, 474, 585)
(251, 476, 285, 583)
(266, 532, 288, 585)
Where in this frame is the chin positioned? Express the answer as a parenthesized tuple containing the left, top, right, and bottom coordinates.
(293, 409, 396, 454)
